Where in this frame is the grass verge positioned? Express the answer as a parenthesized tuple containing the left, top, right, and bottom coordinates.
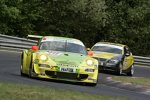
(112, 76, 150, 87)
(0, 82, 127, 100)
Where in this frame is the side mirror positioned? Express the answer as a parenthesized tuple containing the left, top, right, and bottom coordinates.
(125, 52, 130, 56)
(88, 51, 93, 57)
(87, 48, 91, 51)
(32, 45, 38, 51)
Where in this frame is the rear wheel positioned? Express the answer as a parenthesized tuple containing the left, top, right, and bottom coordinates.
(127, 65, 134, 76)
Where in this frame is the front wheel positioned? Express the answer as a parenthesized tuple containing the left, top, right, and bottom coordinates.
(28, 59, 36, 78)
(116, 63, 123, 75)
(127, 65, 134, 76)
(98, 67, 104, 73)
(21, 53, 27, 76)
(28, 61, 33, 78)
(84, 82, 97, 86)
(20, 65, 26, 76)
(89, 83, 97, 86)
(28, 56, 33, 78)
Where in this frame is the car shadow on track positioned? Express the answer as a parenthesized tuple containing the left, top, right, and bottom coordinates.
(11, 73, 97, 87)
(99, 70, 127, 76)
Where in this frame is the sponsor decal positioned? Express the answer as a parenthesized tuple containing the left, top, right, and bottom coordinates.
(58, 63, 78, 67)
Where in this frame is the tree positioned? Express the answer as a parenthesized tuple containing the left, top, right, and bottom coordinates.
(33, 0, 106, 47)
(0, 0, 149, 55)
(105, 0, 150, 55)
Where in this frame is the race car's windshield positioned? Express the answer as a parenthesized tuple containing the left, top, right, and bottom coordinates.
(92, 45, 122, 54)
(39, 41, 87, 55)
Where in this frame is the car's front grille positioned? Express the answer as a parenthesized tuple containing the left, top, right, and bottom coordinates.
(99, 58, 107, 62)
(57, 63, 78, 68)
(45, 71, 88, 80)
(58, 72, 78, 80)
(93, 57, 107, 64)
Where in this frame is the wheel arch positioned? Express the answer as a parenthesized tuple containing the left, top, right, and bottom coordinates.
(21, 50, 30, 74)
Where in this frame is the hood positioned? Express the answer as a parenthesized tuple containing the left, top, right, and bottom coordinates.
(93, 51, 121, 60)
(37, 50, 87, 65)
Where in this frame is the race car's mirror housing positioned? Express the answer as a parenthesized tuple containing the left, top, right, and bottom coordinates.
(32, 45, 38, 51)
(125, 52, 130, 56)
(87, 48, 91, 51)
(88, 51, 93, 57)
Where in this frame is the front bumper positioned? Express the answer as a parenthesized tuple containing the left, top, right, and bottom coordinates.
(99, 62, 119, 71)
(32, 64, 98, 83)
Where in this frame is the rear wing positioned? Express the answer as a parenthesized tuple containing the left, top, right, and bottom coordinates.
(27, 35, 43, 41)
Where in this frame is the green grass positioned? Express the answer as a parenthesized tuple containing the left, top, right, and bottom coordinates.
(112, 76, 150, 87)
(0, 82, 127, 100)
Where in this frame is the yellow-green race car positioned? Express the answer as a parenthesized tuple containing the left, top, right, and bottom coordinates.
(91, 42, 134, 76)
(21, 35, 98, 85)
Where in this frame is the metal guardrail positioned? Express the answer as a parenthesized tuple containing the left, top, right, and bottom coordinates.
(0, 34, 150, 67)
(0, 34, 37, 51)
(134, 56, 150, 66)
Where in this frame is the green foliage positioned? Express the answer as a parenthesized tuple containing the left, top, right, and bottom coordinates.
(104, 0, 150, 55)
(0, 0, 149, 55)
(0, 0, 21, 35)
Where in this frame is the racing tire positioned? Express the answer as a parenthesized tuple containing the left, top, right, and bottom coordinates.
(90, 83, 97, 86)
(21, 71, 26, 76)
(127, 65, 134, 76)
(116, 63, 123, 75)
(20, 53, 27, 76)
(28, 62, 33, 78)
(28, 57, 34, 78)
(99, 67, 104, 73)
(28, 67, 32, 78)
(28, 56, 37, 78)
(85, 82, 97, 87)
(20, 65, 27, 76)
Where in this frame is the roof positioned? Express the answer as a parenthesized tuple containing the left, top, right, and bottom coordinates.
(41, 36, 84, 46)
(43, 36, 78, 41)
(95, 42, 126, 47)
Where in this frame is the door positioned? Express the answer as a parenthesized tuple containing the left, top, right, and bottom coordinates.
(123, 46, 133, 70)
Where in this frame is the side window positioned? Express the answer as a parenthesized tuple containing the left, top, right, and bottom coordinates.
(40, 42, 49, 50)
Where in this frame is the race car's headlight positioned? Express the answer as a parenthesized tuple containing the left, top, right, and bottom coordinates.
(40, 55, 47, 61)
(86, 60, 93, 66)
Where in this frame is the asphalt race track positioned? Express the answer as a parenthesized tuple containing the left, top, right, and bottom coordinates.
(0, 50, 150, 100)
